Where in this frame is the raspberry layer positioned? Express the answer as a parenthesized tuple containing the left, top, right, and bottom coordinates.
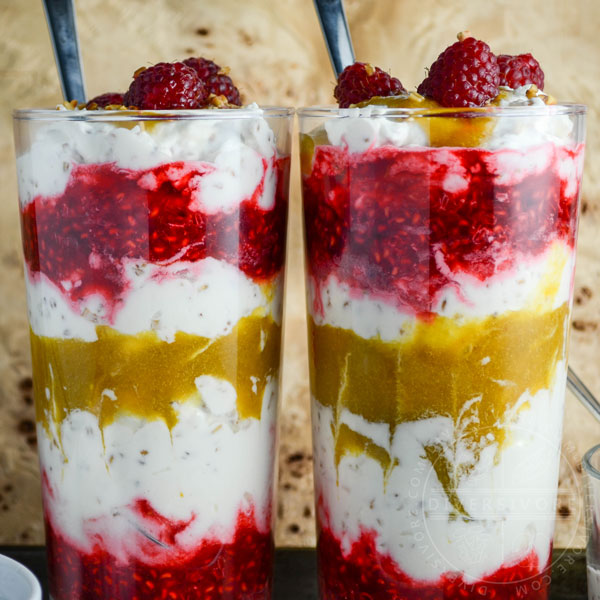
(317, 527, 551, 600)
(45, 504, 273, 600)
(21, 157, 289, 325)
(303, 142, 582, 318)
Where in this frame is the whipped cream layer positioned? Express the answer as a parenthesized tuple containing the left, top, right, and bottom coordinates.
(26, 258, 281, 343)
(313, 360, 565, 582)
(321, 86, 577, 154)
(40, 376, 277, 562)
(17, 106, 278, 211)
(309, 240, 575, 341)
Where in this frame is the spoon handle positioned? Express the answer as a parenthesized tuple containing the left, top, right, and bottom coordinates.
(568, 366, 600, 424)
(42, 0, 86, 103)
(313, 0, 355, 78)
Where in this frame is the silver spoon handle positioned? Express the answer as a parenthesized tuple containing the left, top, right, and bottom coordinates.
(568, 367, 600, 423)
(42, 0, 86, 103)
(313, 0, 355, 78)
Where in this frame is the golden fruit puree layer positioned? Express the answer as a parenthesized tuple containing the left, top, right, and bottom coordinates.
(31, 313, 281, 435)
(309, 305, 569, 516)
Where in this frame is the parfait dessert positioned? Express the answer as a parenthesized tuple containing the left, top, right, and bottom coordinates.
(300, 34, 585, 599)
(14, 59, 291, 600)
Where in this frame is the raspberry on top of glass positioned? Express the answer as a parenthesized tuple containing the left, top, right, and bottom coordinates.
(302, 33, 584, 600)
(18, 57, 290, 600)
(334, 31, 547, 110)
(84, 57, 242, 110)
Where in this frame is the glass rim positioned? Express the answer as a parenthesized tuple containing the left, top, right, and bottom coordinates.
(583, 444, 600, 480)
(297, 103, 587, 119)
(13, 105, 294, 122)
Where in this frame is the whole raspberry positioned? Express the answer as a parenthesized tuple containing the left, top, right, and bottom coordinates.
(497, 53, 545, 90)
(183, 57, 242, 106)
(205, 73, 242, 105)
(417, 32, 500, 107)
(123, 62, 208, 109)
(183, 57, 220, 80)
(86, 92, 124, 108)
(334, 62, 406, 108)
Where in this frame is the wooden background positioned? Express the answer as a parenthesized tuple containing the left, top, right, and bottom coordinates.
(0, 0, 599, 548)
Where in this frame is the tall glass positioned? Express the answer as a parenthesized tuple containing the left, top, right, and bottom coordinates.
(299, 105, 586, 599)
(14, 107, 292, 600)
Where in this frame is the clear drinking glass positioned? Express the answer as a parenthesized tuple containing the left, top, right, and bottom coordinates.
(299, 104, 586, 600)
(584, 444, 600, 600)
(14, 107, 292, 600)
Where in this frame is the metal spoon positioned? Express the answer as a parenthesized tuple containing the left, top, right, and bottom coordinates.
(568, 367, 600, 424)
(313, 0, 355, 78)
(311, 0, 600, 424)
(42, 0, 86, 103)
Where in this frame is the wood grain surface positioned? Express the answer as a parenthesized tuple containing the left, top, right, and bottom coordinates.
(0, 0, 598, 548)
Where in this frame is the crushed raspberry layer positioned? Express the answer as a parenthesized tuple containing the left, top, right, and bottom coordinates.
(303, 144, 581, 317)
(21, 157, 289, 314)
(45, 503, 273, 600)
(318, 527, 551, 600)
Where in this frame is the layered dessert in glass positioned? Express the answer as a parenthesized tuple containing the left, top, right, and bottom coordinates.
(14, 59, 291, 600)
(300, 35, 585, 600)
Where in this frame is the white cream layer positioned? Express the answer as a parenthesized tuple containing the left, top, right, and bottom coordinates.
(39, 375, 278, 563)
(25, 257, 282, 342)
(322, 86, 575, 154)
(308, 240, 574, 341)
(313, 362, 566, 582)
(16, 106, 278, 212)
